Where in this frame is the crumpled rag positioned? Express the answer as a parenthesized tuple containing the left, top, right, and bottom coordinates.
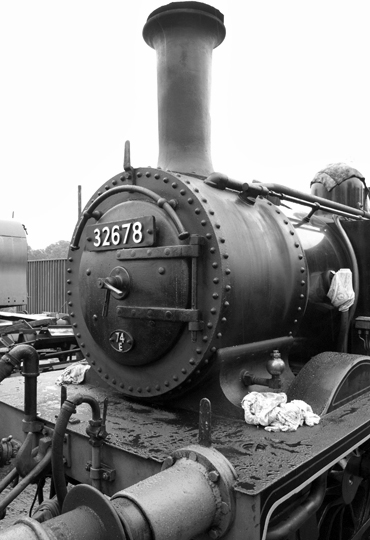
(241, 392, 320, 432)
(327, 268, 355, 312)
(55, 362, 90, 386)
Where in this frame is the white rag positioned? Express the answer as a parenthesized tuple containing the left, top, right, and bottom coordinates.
(55, 363, 90, 386)
(327, 268, 355, 312)
(241, 392, 320, 432)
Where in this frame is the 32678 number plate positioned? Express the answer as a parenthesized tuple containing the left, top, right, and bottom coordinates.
(86, 216, 156, 251)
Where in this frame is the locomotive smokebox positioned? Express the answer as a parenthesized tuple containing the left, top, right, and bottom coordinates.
(143, 2, 226, 176)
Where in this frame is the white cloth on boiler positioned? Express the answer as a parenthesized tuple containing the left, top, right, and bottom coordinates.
(241, 392, 320, 432)
(327, 268, 355, 312)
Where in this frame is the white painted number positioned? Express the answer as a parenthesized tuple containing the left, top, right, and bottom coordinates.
(93, 222, 144, 248)
(132, 222, 143, 243)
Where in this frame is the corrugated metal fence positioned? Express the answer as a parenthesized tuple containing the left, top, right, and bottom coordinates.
(25, 259, 68, 314)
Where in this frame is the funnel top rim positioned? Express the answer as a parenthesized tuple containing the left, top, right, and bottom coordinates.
(147, 2, 224, 24)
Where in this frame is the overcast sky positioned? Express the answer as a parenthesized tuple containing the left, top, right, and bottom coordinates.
(1, 1, 369, 249)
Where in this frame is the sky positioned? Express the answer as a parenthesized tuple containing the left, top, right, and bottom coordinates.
(1, 1, 369, 249)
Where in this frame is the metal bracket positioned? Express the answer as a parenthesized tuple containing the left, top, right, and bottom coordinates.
(86, 461, 116, 482)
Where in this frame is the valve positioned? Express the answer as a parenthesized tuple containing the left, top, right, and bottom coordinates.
(97, 266, 130, 316)
(241, 350, 286, 390)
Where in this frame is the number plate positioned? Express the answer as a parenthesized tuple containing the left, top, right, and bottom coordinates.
(86, 216, 156, 251)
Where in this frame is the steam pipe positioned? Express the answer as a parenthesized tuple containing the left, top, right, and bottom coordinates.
(51, 395, 102, 509)
(143, 2, 226, 176)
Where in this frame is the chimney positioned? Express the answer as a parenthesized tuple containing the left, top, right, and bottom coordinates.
(143, 2, 226, 176)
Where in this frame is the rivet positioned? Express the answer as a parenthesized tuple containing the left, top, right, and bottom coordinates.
(172, 182, 178, 188)
(158, 267, 165, 274)
(215, 223, 221, 229)
(68, 302, 73, 306)
(154, 174, 160, 179)
(173, 375, 178, 381)
(212, 293, 219, 299)
(67, 291, 72, 295)
(181, 368, 187, 374)
(180, 190, 186, 195)
(225, 269, 231, 275)
(68, 257, 73, 262)
(189, 358, 196, 365)
(210, 308, 217, 314)
(295, 243, 300, 248)
(155, 385, 160, 391)
(97, 367, 102, 373)
(300, 267, 305, 273)
(207, 322, 213, 328)
(194, 188, 199, 193)
(225, 285, 231, 291)
(213, 277, 219, 283)
(188, 198, 194, 204)
(222, 317, 227, 323)
(196, 348, 202, 354)
(290, 230, 295, 236)
(86, 269, 91, 276)
(217, 333, 222, 338)
(224, 301, 230, 307)
(112, 179, 117, 185)
(120, 382, 124, 388)
(163, 177, 169, 183)
(137, 172, 142, 178)
(201, 220, 207, 226)
(220, 238, 225, 243)
(146, 172, 151, 178)
(202, 336, 208, 342)
(206, 233, 212, 239)
(67, 279, 72, 284)
(195, 208, 201, 215)
(76, 333, 81, 338)
(212, 263, 218, 268)
(223, 254, 229, 259)
(104, 374, 109, 379)
(137, 387, 142, 393)
(146, 387, 151, 392)
(128, 386, 133, 392)
(164, 381, 170, 387)
(301, 280, 306, 286)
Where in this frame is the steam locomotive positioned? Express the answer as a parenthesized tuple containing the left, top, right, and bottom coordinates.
(1, 2, 370, 540)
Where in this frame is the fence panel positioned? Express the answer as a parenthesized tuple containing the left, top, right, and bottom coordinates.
(26, 259, 68, 314)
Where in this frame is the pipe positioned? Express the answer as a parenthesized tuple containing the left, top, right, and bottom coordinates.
(51, 394, 102, 509)
(259, 183, 370, 220)
(0, 344, 38, 384)
(265, 474, 326, 540)
(0, 447, 52, 518)
(143, 2, 226, 176)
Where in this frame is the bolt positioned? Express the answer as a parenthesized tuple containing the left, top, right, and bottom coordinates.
(208, 471, 220, 483)
(208, 528, 220, 539)
(85, 463, 91, 471)
(102, 473, 109, 480)
(189, 452, 198, 462)
(220, 502, 229, 515)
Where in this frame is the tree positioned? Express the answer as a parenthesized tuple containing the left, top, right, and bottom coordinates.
(28, 240, 70, 260)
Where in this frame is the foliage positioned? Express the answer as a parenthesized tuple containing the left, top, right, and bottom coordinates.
(28, 240, 70, 260)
